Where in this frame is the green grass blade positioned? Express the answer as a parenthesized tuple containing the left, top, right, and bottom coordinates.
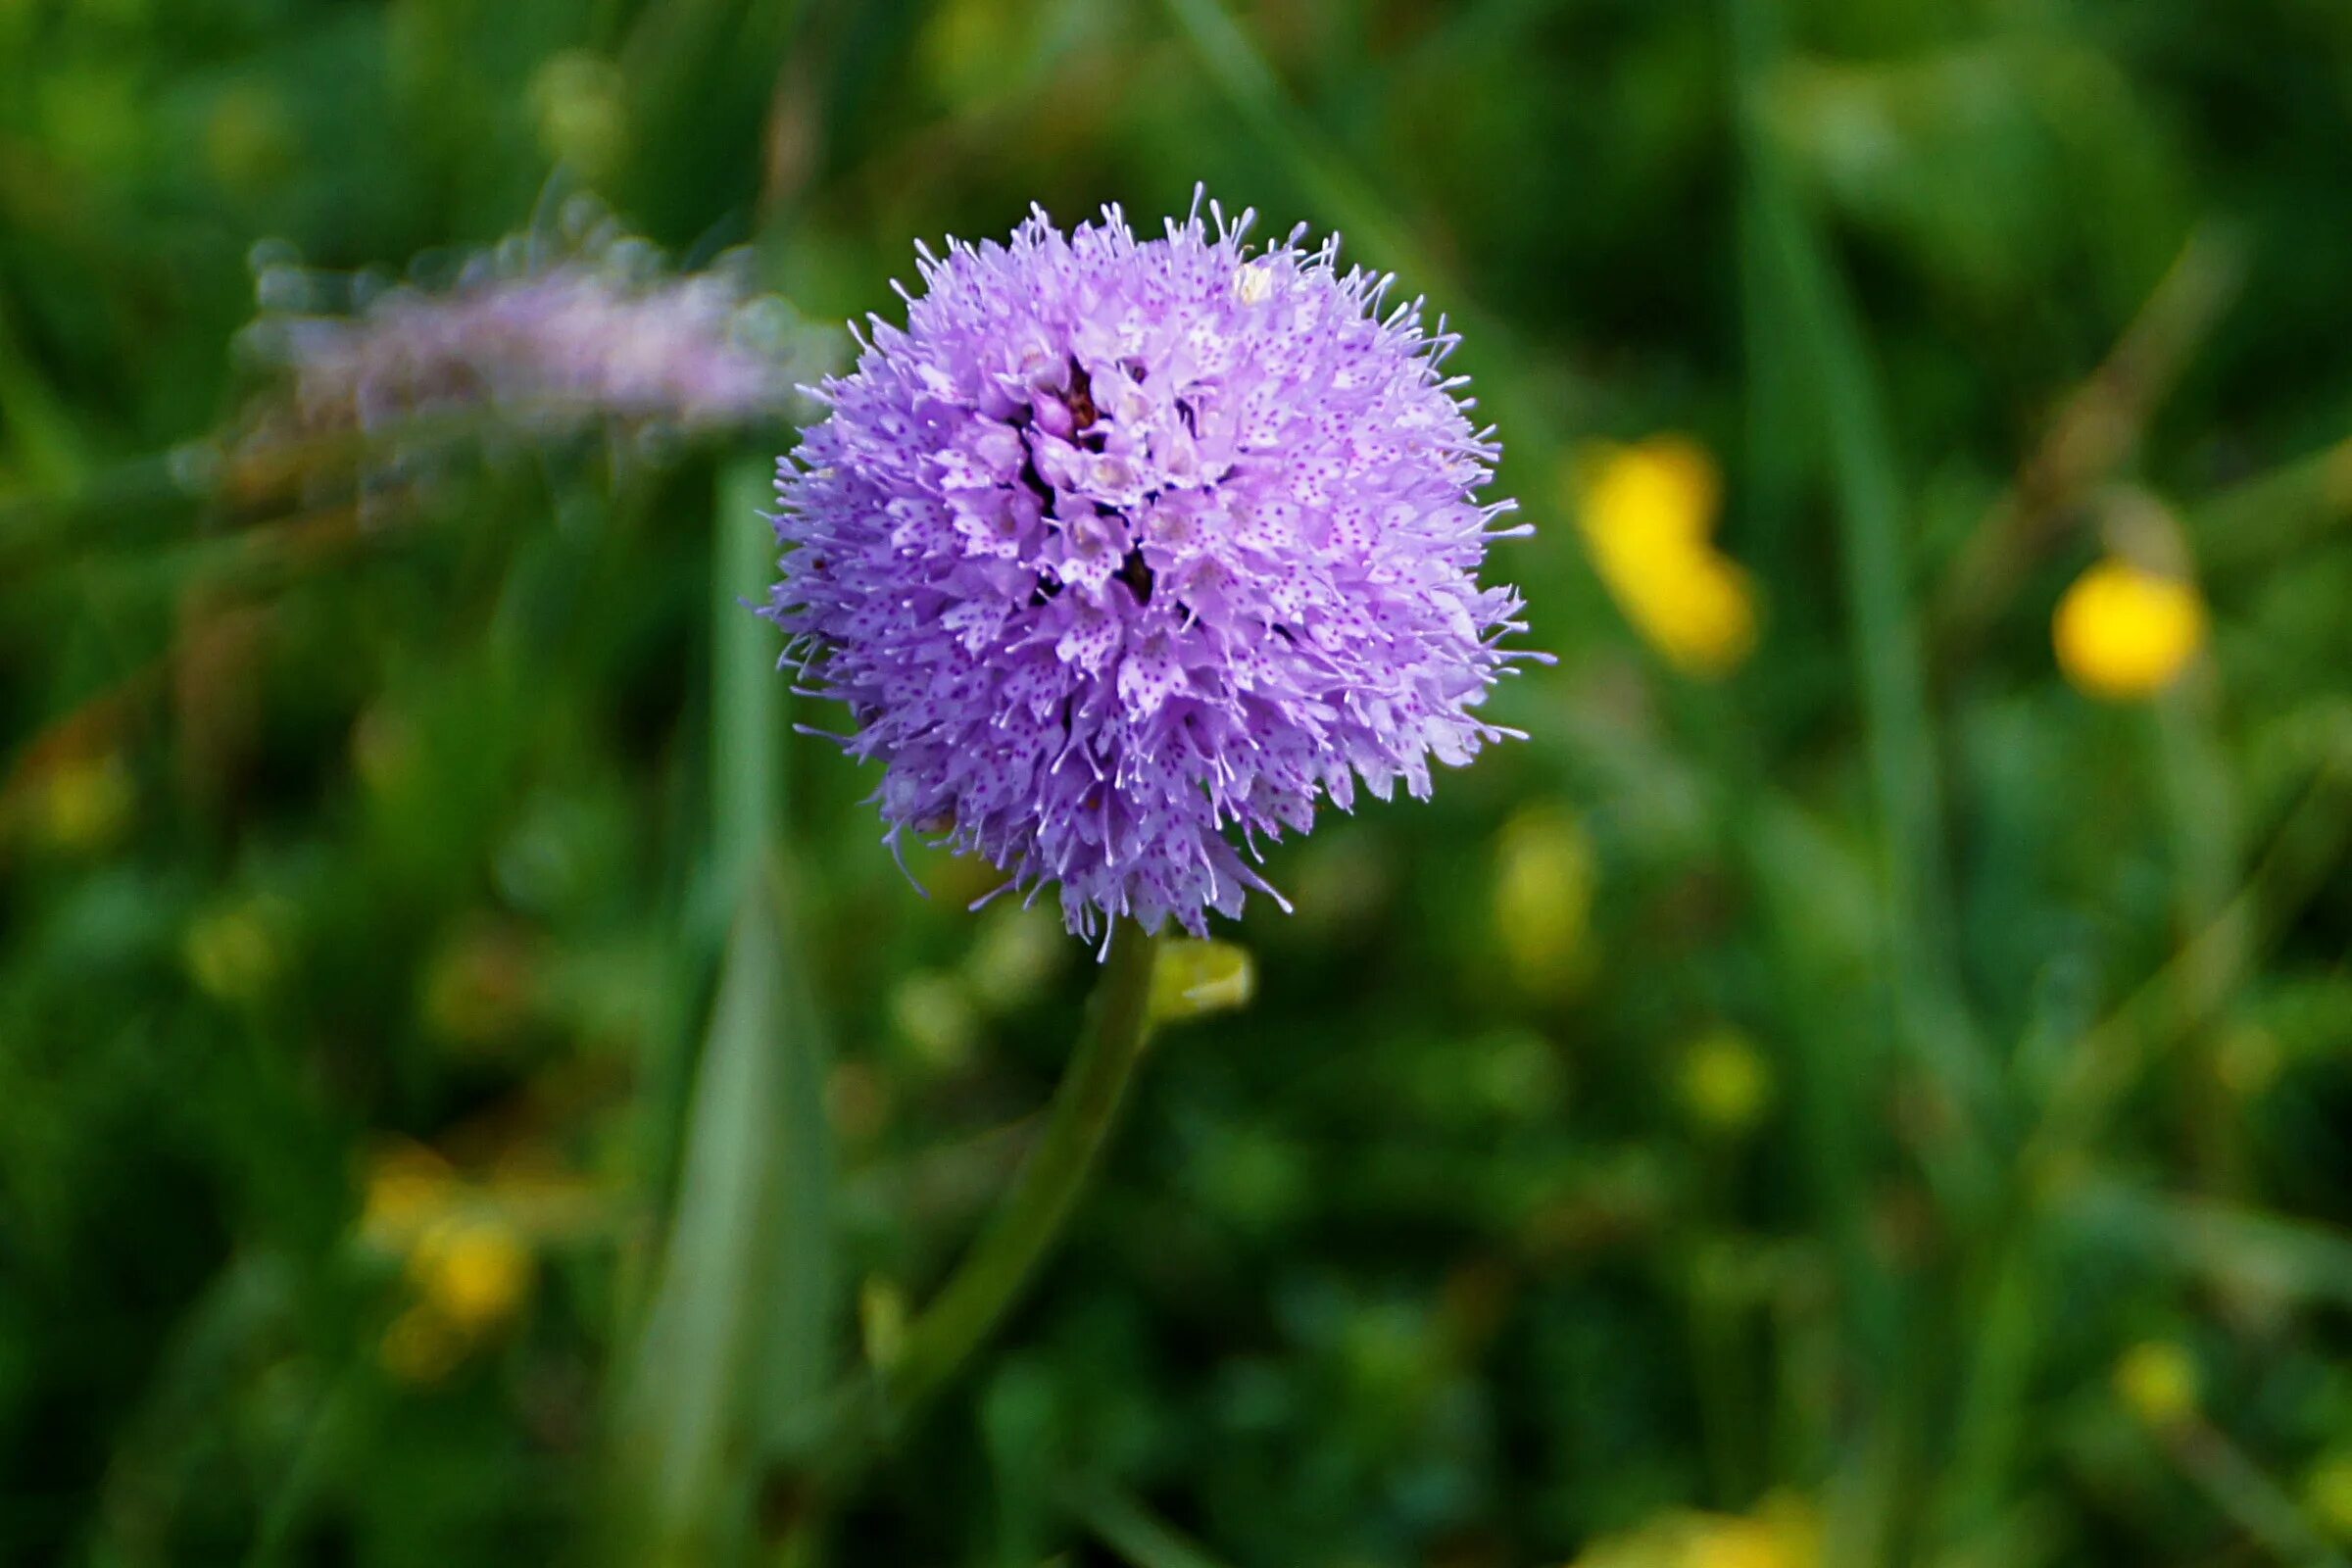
(2166, 1427, 2352, 1568)
(1728, 0, 1993, 1166)
(713, 457, 784, 904)
(631, 456, 797, 1280)
(1057, 1477, 1238, 1568)
(2061, 1180, 2352, 1307)
(613, 456, 830, 1564)
(615, 866, 831, 1564)
(1155, 0, 1422, 279)
(2189, 435, 2352, 576)
(0, 292, 92, 492)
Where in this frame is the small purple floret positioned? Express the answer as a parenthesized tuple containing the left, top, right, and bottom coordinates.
(766, 195, 1535, 942)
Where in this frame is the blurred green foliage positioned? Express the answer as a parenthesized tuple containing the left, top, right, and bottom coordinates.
(8, 0, 2352, 1565)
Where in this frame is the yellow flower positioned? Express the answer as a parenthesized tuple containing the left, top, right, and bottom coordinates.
(2113, 1339, 2199, 1430)
(409, 1214, 534, 1335)
(2052, 558, 2206, 701)
(1575, 437, 1759, 677)
(356, 1140, 584, 1385)
(1493, 805, 1596, 995)
(1570, 1494, 1818, 1568)
(1583, 435, 1721, 544)
(1688, 1508, 1814, 1568)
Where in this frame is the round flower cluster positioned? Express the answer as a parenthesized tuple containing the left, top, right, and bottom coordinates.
(767, 198, 1534, 942)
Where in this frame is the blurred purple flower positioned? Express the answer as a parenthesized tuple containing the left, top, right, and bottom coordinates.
(237, 204, 805, 451)
(767, 196, 1538, 944)
(258, 270, 785, 434)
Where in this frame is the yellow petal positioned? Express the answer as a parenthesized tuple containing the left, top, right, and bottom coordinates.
(1599, 542, 1758, 678)
(1577, 435, 1723, 550)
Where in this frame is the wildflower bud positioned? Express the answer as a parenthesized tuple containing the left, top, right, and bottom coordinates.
(202, 86, 293, 197)
(1150, 939, 1254, 1023)
(825, 1062, 894, 1147)
(350, 705, 417, 795)
(419, 923, 539, 1054)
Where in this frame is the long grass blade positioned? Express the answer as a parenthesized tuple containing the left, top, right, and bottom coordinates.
(615, 865, 830, 1564)
(612, 454, 831, 1564)
(1728, 0, 1993, 1172)
(1057, 1477, 1239, 1568)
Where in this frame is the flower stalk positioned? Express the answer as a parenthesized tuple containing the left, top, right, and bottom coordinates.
(757, 922, 1163, 1551)
(881, 918, 1160, 1419)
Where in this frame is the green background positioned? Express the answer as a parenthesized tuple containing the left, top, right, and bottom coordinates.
(6, 0, 2352, 1564)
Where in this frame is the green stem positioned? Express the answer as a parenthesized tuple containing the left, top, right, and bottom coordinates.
(2165, 1421, 2352, 1568)
(2027, 738, 2352, 1165)
(757, 923, 1166, 1537)
(762, 924, 1162, 1512)
(1057, 1474, 1240, 1568)
(882, 919, 1162, 1416)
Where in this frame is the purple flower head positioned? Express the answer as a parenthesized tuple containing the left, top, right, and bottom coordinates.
(767, 195, 1536, 944)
